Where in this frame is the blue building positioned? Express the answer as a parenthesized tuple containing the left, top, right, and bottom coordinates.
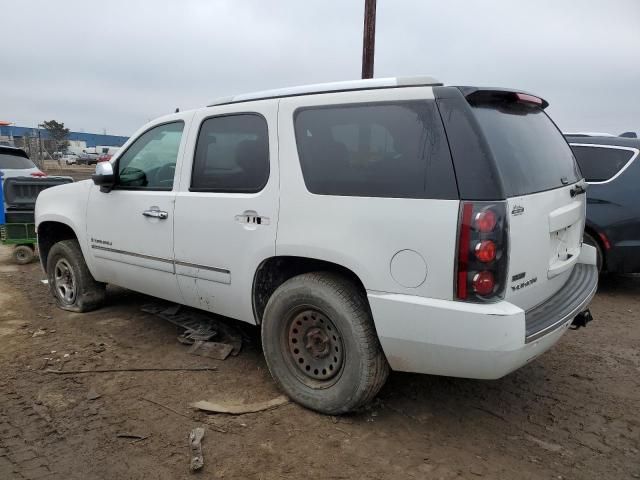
(0, 125, 128, 149)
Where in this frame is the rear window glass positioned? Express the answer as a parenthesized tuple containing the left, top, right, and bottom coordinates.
(472, 104, 581, 196)
(571, 145, 634, 182)
(294, 101, 456, 198)
(0, 153, 35, 170)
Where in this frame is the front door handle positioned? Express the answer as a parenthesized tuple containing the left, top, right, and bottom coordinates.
(142, 209, 168, 219)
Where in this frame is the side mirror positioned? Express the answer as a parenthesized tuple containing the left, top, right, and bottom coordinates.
(92, 161, 115, 193)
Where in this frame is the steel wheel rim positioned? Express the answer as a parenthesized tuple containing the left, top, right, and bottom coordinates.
(54, 258, 76, 304)
(16, 250, 28, 261)
(285, 308, 344, 388)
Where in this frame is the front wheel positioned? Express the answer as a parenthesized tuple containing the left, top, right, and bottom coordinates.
(261, 272, 389, 415)
(46, 239, 106, 312)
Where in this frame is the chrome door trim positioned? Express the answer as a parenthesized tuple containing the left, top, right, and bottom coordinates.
(174, 260, 230, 274)
(90, 245, 230, 277)
(91, 245, 174, 264)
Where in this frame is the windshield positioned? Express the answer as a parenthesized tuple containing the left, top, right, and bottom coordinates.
(472, 103, 581, 196)
(0, 153, 36, 170)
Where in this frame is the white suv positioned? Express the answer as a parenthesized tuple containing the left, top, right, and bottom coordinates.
(35, 77, 598, 414)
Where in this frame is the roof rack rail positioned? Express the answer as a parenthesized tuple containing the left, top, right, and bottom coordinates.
(208, 76, 442, 107)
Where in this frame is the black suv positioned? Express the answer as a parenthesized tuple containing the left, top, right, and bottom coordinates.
(566, 135, 640, 273)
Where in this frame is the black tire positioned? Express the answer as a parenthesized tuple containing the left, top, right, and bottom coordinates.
(583, 232, 604, 273)
(261, 272, 389, 414)
(14, 245, 35, 265)
(46, 239, 106, 312)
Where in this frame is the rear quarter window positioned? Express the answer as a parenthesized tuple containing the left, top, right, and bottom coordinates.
(471, 103, 581, 196)
(293, 101, 457, 199)
(570, 145, 636, 182)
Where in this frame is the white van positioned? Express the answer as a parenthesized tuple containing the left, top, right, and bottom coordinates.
(35, 77, 598, 414)
(96, 146, 120, 156)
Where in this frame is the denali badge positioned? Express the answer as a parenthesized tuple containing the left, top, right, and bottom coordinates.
(511, 277, 537, 291)
(511, 205, 525, 216)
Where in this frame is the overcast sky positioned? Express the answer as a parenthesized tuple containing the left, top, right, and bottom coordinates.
(3, 0, 638, 137)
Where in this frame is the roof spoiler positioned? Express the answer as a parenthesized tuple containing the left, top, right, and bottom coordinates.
(457, 87, 549, 109)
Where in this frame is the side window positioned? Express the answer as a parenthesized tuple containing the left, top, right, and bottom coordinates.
(116, 122, 184, 190)
(191, 114, 269, 193)
(571, 145, 635, 182)
(293, 101, 456, 198)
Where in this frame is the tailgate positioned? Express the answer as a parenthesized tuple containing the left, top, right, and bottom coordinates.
(465, 89, 585, 310)
(506, 185, 586, 310)
(3, 176, 74, 210)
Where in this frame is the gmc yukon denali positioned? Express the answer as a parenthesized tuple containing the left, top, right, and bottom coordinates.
(35, 77, 598, 414)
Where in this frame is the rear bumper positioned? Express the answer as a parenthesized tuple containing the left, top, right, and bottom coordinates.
(525, 263, 598, 342)
(368, 262, 598, 379)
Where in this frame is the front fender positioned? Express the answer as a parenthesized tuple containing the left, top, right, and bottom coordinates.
(36, 180, 94, 271)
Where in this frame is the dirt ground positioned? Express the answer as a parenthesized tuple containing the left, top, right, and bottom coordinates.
(1, 166, 639, 479)
(0, 247, 638, 480)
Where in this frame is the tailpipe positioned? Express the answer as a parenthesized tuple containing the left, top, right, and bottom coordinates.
(571, 309, 593, 330)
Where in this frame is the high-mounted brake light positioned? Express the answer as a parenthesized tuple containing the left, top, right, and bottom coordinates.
(515, 93, 543, 106)
(455, 201, 509, 302)
(30, 171, 47, 177)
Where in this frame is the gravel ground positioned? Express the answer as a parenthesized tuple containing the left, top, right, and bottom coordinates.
(0, 243, 638, 480)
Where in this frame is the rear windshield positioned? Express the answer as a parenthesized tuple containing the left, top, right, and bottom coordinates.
(472, 104, 581, 196)
(571, 145, 635, 182)
(0, 153, 35, 170)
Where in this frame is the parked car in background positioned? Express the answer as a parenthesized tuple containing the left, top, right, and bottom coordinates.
(36, 77, 598, 414)
(97, 146, 120, 156)
(77, 152, 100, 165)
(60, 153, 79, 165)
(566, 135, 640, 273)
(0, 146, 46, 180)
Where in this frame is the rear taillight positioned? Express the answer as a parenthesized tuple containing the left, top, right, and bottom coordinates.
(455, 201, 508, 302)
(472, 271, 495, 296)
(474, 240, 496, 263)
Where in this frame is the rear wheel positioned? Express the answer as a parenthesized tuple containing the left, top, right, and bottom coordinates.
(261, 272, 389, 414)
(583, 232, 603, 273)
(14, 245, 35, 265)
(46, 239, 106, 312)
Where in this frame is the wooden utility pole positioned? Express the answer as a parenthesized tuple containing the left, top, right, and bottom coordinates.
(361, 0, 377, 79)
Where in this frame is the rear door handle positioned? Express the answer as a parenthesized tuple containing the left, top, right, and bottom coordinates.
(142, 209, 168, 219)
(235, 210, 270, 226)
